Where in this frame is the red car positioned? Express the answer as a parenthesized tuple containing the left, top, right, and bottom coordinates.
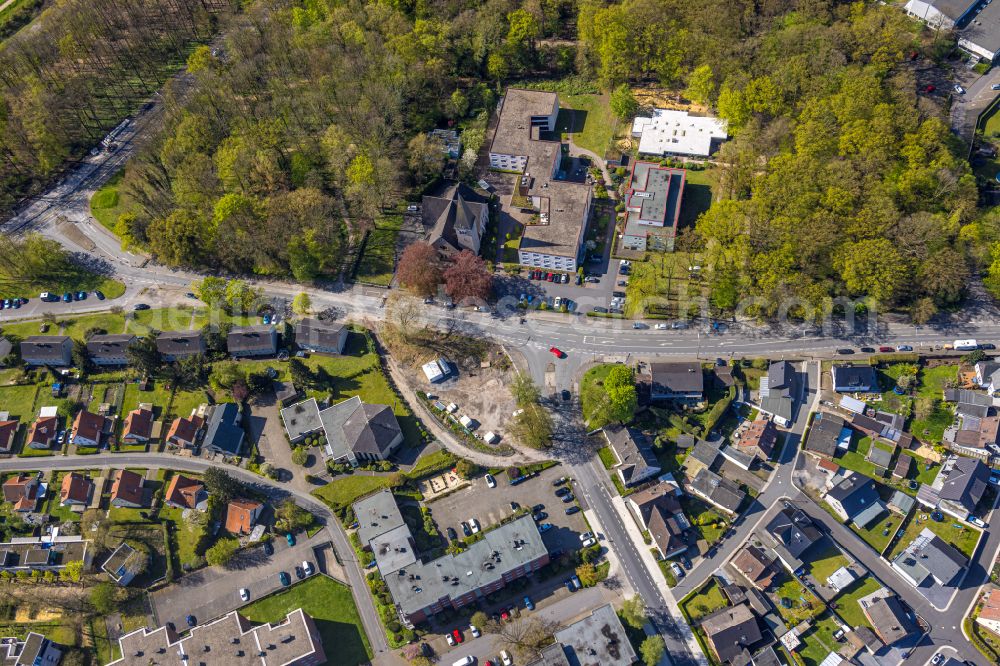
(452, 629, 463, 644)
(549, 347, 564, 358)
(924, 84, 935, 93)
(879, 346, 895, 353)
(547, 273, 555, 282)
(500, 608, 510, 621)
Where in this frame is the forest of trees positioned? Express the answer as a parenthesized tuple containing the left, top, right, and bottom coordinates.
(0, 0, 230, 210)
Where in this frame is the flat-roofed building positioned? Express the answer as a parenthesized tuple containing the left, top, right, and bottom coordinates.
(621, 162, 686, 252)
(631, 108, 728, 158)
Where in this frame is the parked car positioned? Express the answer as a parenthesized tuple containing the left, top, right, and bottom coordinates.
(565, 506, 580, 515)
(75, 291, 86, 301)
(533, 512, 548, 522)
(878, 346, 894, 353)
(262, 541, 274, 556)
(593, 306, 608, 313)
(836, 348, 854, 355)
(552, 477, 568, 486)
(981, 343, 996, 350)
(285, 533, 295, 546)
(581, 537, 596, 547)
(555, 487, 571, 497)
(993, 84, 1000, 91)
(654, 323, 668, 330)
(445, 633, 456, 647)
(133, 303, 150, 310)
(532, 503, 545, 512)
(560, 273, 568, 284)
(469, 518, 480, 534)
(924, 84, 936, 93)
(538, 522, 554, 533)
(549, 346, 564, 358)
(452, 629, 463, 644)
(561, 493, 575, 503)
(469, 624, 481, 638)
(509, 501, 520, 511)
(954, 84, 966, 94)
(302, 561, 314, 576)
(239, 588, 250, 602)
(186, 615, 197, 627)
(446, 526, 458, 540)
(461, 522, 472, 536)
(94, 290, 105, 300)
(62, 292, 72, 303)
(523, 596, 534, 611)
(485, 473, 496, 488)
(860, 347, 876, 353)
(896, 344, 913, 351)
(295, 566, 305, 579)
(279, 571, 290, 586)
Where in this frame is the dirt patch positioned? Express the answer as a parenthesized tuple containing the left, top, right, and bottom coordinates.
(632, 87, 708, 114)
(424, 370, 518, 440)
(417, 471, 469, 501)
(15, 608, 62, 623)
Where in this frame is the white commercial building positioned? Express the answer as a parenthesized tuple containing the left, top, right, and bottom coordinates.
(631, 109, 728, 158)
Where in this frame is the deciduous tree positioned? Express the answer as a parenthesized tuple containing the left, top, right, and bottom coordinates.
(397, 243, 442, 297)
(443, 251, 492, 304)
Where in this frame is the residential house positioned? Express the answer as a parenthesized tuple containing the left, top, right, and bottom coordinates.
(976, 589, 1000, 637)
(804, 413, 848, 457)
(627, 483, 689, 559)
(202, 403, 245, 456)
(688, 438, 721, 471)
(892, 527, 967, 588)
(865, 441, 894, 472)
(862, 595, 917, 646)
(737, 419, 778, 460)
(602, 424, 661, 488)
(274, 380, 301, 407)
(935, 456, 989, 520)
(0, 536, 89, 574)
(903, 0, 976, 29)
(59, 472, 92, 506)
(644, 362, 704, 403)
(0, 632, 63, 666)
(20, 336, 72, 367)
(757, 361, 796, 426)
(422, 182, 490, 257)
(620, 161, 686, 252)
(86, 334, 136, 366)
(544, 604, 638, 666)
(687, 468, 745, 515)
(944, 388, 992, 417)
(109, 470, 145, 509)
(490, 89, 591, 273)
(108, 608, 326, 666)
(824, 472, 885, 528)
(70, 410, 107, 447)
(701, 603, 763, 664)
(714, 363, 735, 388)
(893, 454, 913, 480)
(732, 545, 778, 589)
(26, 416, 58, 450)
(155, 331, 205, 362)
(826, 567, 856, 592)
(888, 490, 916, 515)
(122, 407, 154, 444)
(281, 396, 402, 464)
(2, 473, 42, 512)
(630, 108, 728, 158)
(102, 542, 146, 586)
(295, 318, 348, 355)
(164, 474, 208, 511)
(225, 499, 264, 535)
(165, 414, 204, 449)
(831, 365, 879, 393)
(227, 325, 278, 358)
(765, 507, 822, 573)
(903, 0, 1000, 62)
(956, 1, 1000, 62)
(0, 419, 18, 453)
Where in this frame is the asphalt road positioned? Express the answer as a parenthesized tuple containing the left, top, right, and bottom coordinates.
(0, 454, 391, 656)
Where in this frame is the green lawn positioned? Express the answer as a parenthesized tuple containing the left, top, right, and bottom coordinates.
(60, 311, 128, 341)
(798, 612, 847, 666)
(849, 507, 902, 554)
(42, 473, 83, 523)
(832, 576, 882, 629)
(836, 435, 880, 479)
(805, 540, 851, 584)
(887, 510, 980, 560)
(126, 306, 198, 335)
(188, 309, 257, 330)
(681, 579, 729, 623)
(0, 384, 40, 421)
(680, 496, 727, 546)
(89, 172, 128, 232)
(406, 449, 457, 479)
(313, 475, 393, 512)
(354, 215, 401, 286)
(916, 365, 959, 398)
(240, 575, 372, 666)
(556, 93, 615, 157)
(904, 451, 940, 485)
(772, 574, 823, 624)
(678, 168, 717, 229)
(170, 389, 210, 421)
(580, 364, 617, 428)
(910, 365, 959, 442)
(159, 506, 206, 570)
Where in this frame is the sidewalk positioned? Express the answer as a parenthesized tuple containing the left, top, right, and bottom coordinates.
(609, 495, 709, 666)
(583, 507, 634, 598)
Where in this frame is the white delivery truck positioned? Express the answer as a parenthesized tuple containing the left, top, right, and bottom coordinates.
(953, 339, 978, 351)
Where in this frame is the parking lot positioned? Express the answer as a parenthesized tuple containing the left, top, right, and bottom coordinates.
(150, 531, 339, 631)
(426, 464, 590, 555)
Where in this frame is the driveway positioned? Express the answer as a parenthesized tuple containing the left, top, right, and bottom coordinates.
(149, 531, 339, 631)
(250, 396, 318, 494)
(951, 67, 1000, 142)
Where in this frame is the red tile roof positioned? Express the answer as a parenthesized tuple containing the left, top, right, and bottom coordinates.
(2, 473, 34, 503)
(0, 420, 17, 451)
(166, 415, 204, 446)
(224, 499, 263, 535)
(123, 408, 154, 441)
(981, 589, 1000, 622)
(818, 459, 840, 473)
(165, 474, 205, 510)
(60, 472, 92, 504)
(110, 470, 144, 506)
(27, 416, 58, 447)
(71, 410, 107, 443)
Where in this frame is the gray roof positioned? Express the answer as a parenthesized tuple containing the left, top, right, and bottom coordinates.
(20, 336, 70, 362)
(353, 489, 407, 545)
(423, 182, 489, 252)
(922, 0, 979, 22)
(322, 396, 402, 460)
(888, 490, 915, 514)
(280, 398, 323, 441)
(86, 334, 136, 359)
(551, 604, 638, 666)
(767, 508, 822, 559)
(939, 456, 988, 511)
(689, 468, 745, 513)
(490, 88, 559, 158)
(864, 596, 917, 645)
(867, 444, 893, 470)
(650, 361, 705, 395)
(831, 365, 878, 392)
(827, 473, 881, 519)
(701, 603, 762, 664)
(0, 337, 12, 360)
(690, 438, 721, 467)
(203, 403, 244, 454)
(155, 331, 205, 356)
(806, 413, 846, 456)
(383, 514, 547, 616)
(759, 395, 793, 422)
(295, 318, 346, 351)
(227, 325, 276, 353)
(751, 646, 781, 666)
(766, 361, 795, 393)
(961, 1, 1000, 60)
(603, 424, 660, 485)
(851, 501, 886, 529)
(893, 527, 967, 586)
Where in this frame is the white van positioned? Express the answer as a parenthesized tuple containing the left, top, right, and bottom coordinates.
(452, 656, 475, 666)
(953, 339, 978, 351)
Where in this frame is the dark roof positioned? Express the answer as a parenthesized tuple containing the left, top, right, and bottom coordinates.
(893, 454, 913, 478)
(155, 331, 205, 356)
(701, 604, 762, 664)
(827, 473, 881, 518)
(805, 413, 845, 456)
(676, 434, 696, 449)
(86, 334, 136, 358)
(295, 318, 346, 351)
(227, 325, 276, 353)
(689, 468, 745, 513)
(831, 365, 878, 391)
(895, 528, 967, 586)
(766, 507, 821, 559)
(203, 403, 244, 454)
(939, 456, 989, 510)
(865, 596, 917, 644)
(604, 424, 660, 485)
(767, 361, 795, 392)
(341, 402, 403, 457)
(690, 438, 721, 466)
(20, 336, 70, 362)
(0, 337, 10, 360)
(649, 361, 705, 396)
(423, 182, 489, 252)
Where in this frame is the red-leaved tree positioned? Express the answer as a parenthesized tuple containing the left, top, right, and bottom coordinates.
(396, 242, 442, 297)
(443, 250, 493, 304)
